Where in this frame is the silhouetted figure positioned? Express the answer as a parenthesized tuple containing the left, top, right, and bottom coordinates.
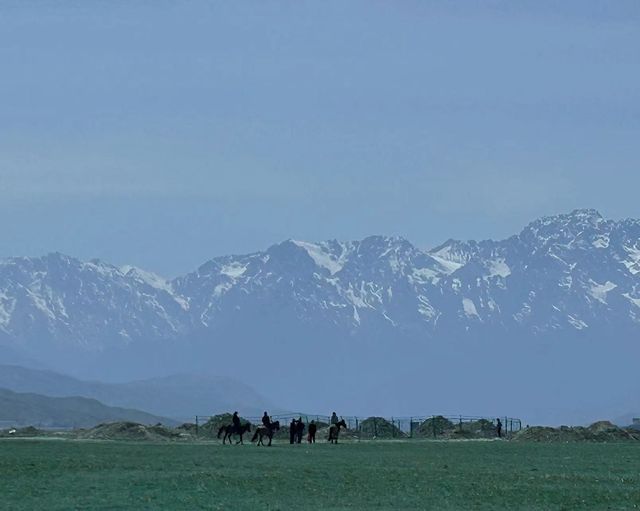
(331, 412, 339, 425)
(232, 411, 241, 430)
(296, 417, 305, 443)
(308, 421, 317, 443)
(262, 412, 271, 429)
(496, 418, 502, 438)
(252, 420, 280, 446)
(328, 419, 347, 444)
(289, 418, 297, 444)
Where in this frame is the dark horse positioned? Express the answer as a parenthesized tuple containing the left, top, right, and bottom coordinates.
(328, 419, 347, 444)
(251, 421, 280, 446)
(217, 422, 251, 445)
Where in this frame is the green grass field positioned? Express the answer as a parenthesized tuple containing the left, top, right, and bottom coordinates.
(1, 438, 639, 510)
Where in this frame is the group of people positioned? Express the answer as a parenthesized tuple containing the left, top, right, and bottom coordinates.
(284, 412, 340, 444)
(231, 410, 341, 444)
(286, 417, 320, 444)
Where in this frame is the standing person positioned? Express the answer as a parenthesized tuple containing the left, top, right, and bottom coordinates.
(289, 418, 297, 444)
(331, 412, 339, 425)
(262, 411, 271, 429)
(308, 421, 317, 443)
(296, 417, 305, 444)
(496, 418, 503, 438)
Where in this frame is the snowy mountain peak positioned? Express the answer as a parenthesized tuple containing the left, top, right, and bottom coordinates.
(0, 209, 638, 356)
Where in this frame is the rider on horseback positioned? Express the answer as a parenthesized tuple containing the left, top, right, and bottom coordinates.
(262, 411, 272, 429)
(232, 411, 241, 431)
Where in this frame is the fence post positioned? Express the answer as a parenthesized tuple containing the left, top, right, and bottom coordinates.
(432, 415, 436, 439)
(391, 417, 394, 438)
(410, 417, 413, 438)
(195, 416, 199, 438)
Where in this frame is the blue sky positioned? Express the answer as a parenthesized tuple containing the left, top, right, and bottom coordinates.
(1, 1, 638, 276)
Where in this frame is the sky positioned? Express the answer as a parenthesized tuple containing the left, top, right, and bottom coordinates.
(1, 0, 639, 277)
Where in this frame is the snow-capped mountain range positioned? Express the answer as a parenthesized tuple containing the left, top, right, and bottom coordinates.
(1, 209, 639, 424)
(1, 209, 638, 351)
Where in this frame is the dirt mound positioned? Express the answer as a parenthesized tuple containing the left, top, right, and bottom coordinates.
(514, 422, 639, 442)
(415, 416, 456, 438)
(587, 421, 617, 433)
(358, 417, 406, 439)
(77, 422, 180, 441)
(197, 413, 253, 439)
(0, 426, 44, 437)
(458, 419, 498, 439)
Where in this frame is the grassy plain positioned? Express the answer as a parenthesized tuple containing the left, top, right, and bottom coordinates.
(1, 438, 639, 510)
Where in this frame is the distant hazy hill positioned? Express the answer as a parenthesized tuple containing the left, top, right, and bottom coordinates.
(0, 365, 273, 420)
(0, 388, 173, 428)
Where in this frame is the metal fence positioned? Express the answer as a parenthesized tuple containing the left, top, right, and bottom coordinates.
(194, 413, 521, 439)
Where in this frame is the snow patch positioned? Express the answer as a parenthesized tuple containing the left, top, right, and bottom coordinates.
(0, 290, 16, 327)
(417, 295, 437, 319)
(623, 293, 640, 308)
(567, 315, 588, 330)
(292, 241, 347, 275)
(122, 266, 171, 291)
(462, 298, 479, 317)
(122, 266, 189, 310)
(26, 289, 55, 321)
(485, 259, 511, 278)
(213, 282, 233, 298)
(592, 235, 609, 248)
(411, 267, 440, 283)
(220, 262, 247, 279)
(622, 245, 640, 275)
(559, 275, 572, 289)
(588, 280, 617, 304)
(344, 288, 369, 309)
(431, 255, 463, 275)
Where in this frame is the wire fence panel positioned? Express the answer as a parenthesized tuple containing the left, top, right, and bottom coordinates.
(193, 413, 522, 440)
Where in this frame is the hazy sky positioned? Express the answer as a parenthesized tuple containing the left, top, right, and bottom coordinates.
(1, 1, 639, 276)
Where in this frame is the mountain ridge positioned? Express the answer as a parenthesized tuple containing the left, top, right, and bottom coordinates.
(0, 209, 638, 424)
(0, 365, 273, 420)
(0, 387, 175, 428)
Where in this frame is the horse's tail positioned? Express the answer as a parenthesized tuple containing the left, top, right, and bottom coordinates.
(217, 426, 225, 438)
(251, 430, 259, 442)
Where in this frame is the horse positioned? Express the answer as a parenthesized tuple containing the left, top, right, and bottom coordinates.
(217, 422, 251, 445)
(328, 419, 347, 444)
(251, 420, 280, 446)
